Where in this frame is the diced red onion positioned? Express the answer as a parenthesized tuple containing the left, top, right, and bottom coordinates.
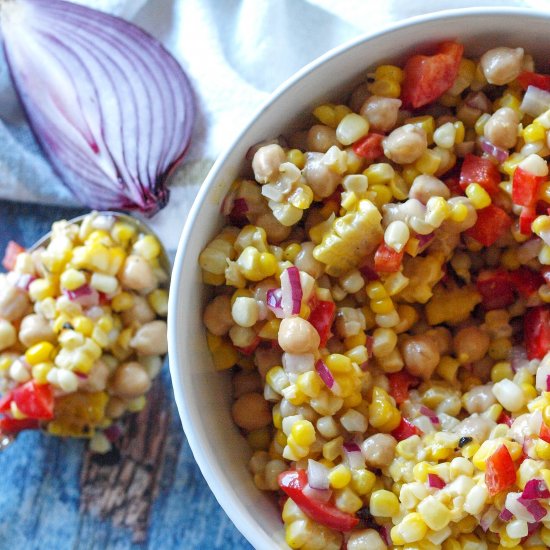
(379, 526, 391, 547)
(509, 346, 529, 373)
(359, 263, 379, 281)
(266, 288, 284, 318)
(280, 267, 302, 317)
(302, 484, 332, 503)
(499, 507, 513, 522)
(522, 479, 550, 500)
(103, 423, 123, 442)
(506, 492, 540, 522)
(428, 473, 446, 489)
(315, 359, 334, 390)
(64, 284, 99, 307)
(465, 91, 492, 112)
(307, 459, 330, 490)
(417, 233, 435, 253)
(518, 497, 547, 522)
(527, 521, 541, 536)
(15, 274, 36, 290)
(1, 0, 194, 215)
(546, 375, 550, 392)
(521, 85, 550, 117)
(420, 405, 440, 424)
(480, 506, 499, 532)
(282, 353, 314, 374)
(229, 198, 249, 226)
(343, 441, 365, 469)
(479, 137, 509, 163)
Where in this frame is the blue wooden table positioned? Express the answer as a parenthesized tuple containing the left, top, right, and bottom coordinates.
(0, 200, 252, 550)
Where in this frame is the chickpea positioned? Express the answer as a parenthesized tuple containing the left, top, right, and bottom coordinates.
(105, 397, 127, 419)
(111, 361, 151, 399)
(203, 295, 233, 336)
(483, 107, 519, 150)
(480, 47, 524, 85)
(409, 175, 450, 204)
(18, 313, 55, 348)
(120, 255, 156, 291)
(303, 152, 342, 198)
(278, 317, 320, 354)
(0, 284, 30, 322)
(382, 124, 427, 165)
(130, 320, 168, 355)
(294, 242, 324, 279)
(463, 384, 497, 414)
(307, 124, 339, 153)
(361, 434, 397, 469)
(255, 212, 292, 244)
(252, 144, 286, 184)
(349, 82, 371, 113)
(80, 360, 110, 392)
(347, 529, 387, 550)
(254, 346, 282, 379)
(425, 326, 452, 355)
(231, 392, 271, 431)
(360, 96, 402, 133)
(233, 370, 262, 399)
(0, 319, 16, 352)
(401, 334, 440, 380)
(453, 326, 490, 363)
(121, 295, 156, 326)
(454, 414, 495, 442)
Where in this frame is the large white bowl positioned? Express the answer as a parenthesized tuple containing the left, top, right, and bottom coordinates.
(168, 8, 550, 549)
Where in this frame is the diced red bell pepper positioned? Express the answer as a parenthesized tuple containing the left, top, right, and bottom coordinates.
(498, 411, 513, 428)
(524, 306, 550, 360)
(2, 241, 25, 271)
(0, 391, 13, 413)
(465, 204, 512, 247)
(401, 41, 464, 109)
(12, 381, 55, 420)
(476, 269, 515, 310)
(459, 154, 501, 197)
(509, 266, 545, 299)
(387, 371, 419, 405)
(352, 132, 385, 160)
(444, 175, 463, 196)
(0, 416, 40, 434)
(278, 470, 359, 531)
(485, 445, 517, 496)
(391, 418, 422, 441)
(519, 206, 537, 235)
(512, 166, 547, 208)
(308, 300, 336, 348)
(542, 266, 550, 285)
(229, 198, 249, 227)
(517, 71, 550, 92)
(540, 423, 550, 444)
(374, 243, 404, 273)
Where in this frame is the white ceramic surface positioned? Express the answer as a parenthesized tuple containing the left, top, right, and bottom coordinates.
(168, 8, 550, 549)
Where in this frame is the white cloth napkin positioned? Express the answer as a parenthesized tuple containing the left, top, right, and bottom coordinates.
(0, 0, 539, 250)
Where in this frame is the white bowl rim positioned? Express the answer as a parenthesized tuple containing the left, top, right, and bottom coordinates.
(168, 6, 550, 549)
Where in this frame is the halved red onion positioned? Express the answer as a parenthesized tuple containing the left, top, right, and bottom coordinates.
(420, 405, 440, 425)
(1, 0, 194, 216)
(518, 497, 547, 522)
(280, 267, 303, 317)
(480, 506, 499, 532)
(521, 85, 550, 117)
(522, 479, 550, 500)
(64, 284, 99, 307)
(315, 359, 334, 390)
(479, 137, 509, 163)
(307, 459, 330, 490)
(302, 484, 332, 503)
(343, 441, 365, 469)
(266, 288, 284, 318)
(427, 473, 445, 489)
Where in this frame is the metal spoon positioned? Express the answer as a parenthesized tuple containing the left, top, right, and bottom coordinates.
(0, 211, 171, 451)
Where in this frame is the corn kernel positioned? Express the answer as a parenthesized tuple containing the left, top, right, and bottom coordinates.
(369, 78, 400, 98)
(375, 65, 404, 83)
(370, 489, 399, 517)
(465, 182, 492, 209)
(147, 289, 169, 316)
(328, 464, 352, 489)
(418, 496, 452, 530)
(397, 512, 428, 543)
(351, 469, 375, 495)
(371, 297, 394, 314)
(291, 419, 316, 447)
(296, 371, 321, 398)
(25, 341, 55, 366)
(366, 281, 387, 300)
(414, 150, 441, 175)
(364, 163, 394, 185)
(32, 362, 53, 384)
(28, 278, 57, 302)
(133, 235, 161, 260)
(523, 121, 546, 142)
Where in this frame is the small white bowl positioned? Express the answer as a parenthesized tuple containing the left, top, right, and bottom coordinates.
(168, 8, 550, 548)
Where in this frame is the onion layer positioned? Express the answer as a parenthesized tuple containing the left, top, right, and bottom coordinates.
(1, 0, 194, 216)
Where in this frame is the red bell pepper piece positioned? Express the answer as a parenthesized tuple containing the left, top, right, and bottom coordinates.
(509, 266, 545, 298)
(542, 266, 550, 285)
(465, 204, 512, 247)
(0, 416, 40, 434)
(444, 175, 463, 196)
(497, 411, 513, 427)
(278, 470, 359, 531)
(12, 381, 54, 420)
(459, 154, 501, 197)
(2, 241, 25, 271)
(401, 42, 463, 109)
(512, 166, 546, 207)
(374, 243, 404, 273)
(485, 445, 517, 496)
(476, 269, 515, 310)
(519, 206, 537, 235)
(540, 423, 550, 444)
(308, 300, 336, 348)
(0, 391, 13, 413)
(387, 371, 419, 405)
(352, 132, 385, 160)
(391, 418, 422, 441)
(517, 71, 550, 92)
(524, 306, 550, 360)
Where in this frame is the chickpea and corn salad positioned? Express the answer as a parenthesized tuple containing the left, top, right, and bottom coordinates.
(200, 42, 550, 549)
(0, 212, 168, 452)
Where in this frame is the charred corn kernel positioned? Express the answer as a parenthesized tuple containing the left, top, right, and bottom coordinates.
(364, 163, 394, 184)
(414, 150, 440, 175)
(32, 362, 53, 384)
(25, 342, 55, 365)
(370, 489, 399, 517)
(523, 121, 546, 142)
(296, 371, 322, 398)
(328, 464, 351, 489)
(291, 420, 315, 447)
(147, 289, 169, 316)
(351, 468, 375, 495)
(369, 78, 400, 98)
(465, 183, 491, 209)
(369, 184, 392, 207)
(325, 354, 352, 373)
(375, 65, 404, 82)
(366, 281, 387, 300)
(491, 362, 513, 382)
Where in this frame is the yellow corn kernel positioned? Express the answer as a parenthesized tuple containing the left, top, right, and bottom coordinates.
(366, 281, 387, 300)
(328, 464, 352, 489)
(147, 289, 168, 316)
(296, 371, 322, 398)
(287, 148, 306, 169)
(291, 419, 316, 447)
(32, 362, 53, 384)
(351, 469, 376, 495)
(371, 297, 394, 314)
(25, 342, 55, 366)
(211, 341, 238, 371)
(345, 345, 369, 365)
(28, 278, 57, 302)
(414, 149, 440, 175)
(323, 437, 343, 462)
(491, 361, 513, 383)
(59, 268, 86, 291)
(111, 221, 136, 245)
(396, 512, 428, 543)
(375, 65, 404, 83)
(325, 354, 352, 373)
(474, 112, 491, 135)
(523, 121, 546, 143)
(436, 355, 460, 383)
(133, 235, 161, 260)
(412, 461, 430, 482)
(402, 165, 420, 185)
(536, 439, 550, 460)
(369, 184, 393, 207)
(258, 319, 280, 340)
(465, 182, 492, 209)
(202, 271, 225, 286)
(364, 163, 394, 185)
(344, 333, 367, 349)
(406, 116, 435, 142)
(389, 174, 409, 201)
(370, 489, 399, 517)
(418, 496, 452, 531)
(369, 78, 400, 98)
(369, 387, 400, 431)
(283, 243, 301, 262)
